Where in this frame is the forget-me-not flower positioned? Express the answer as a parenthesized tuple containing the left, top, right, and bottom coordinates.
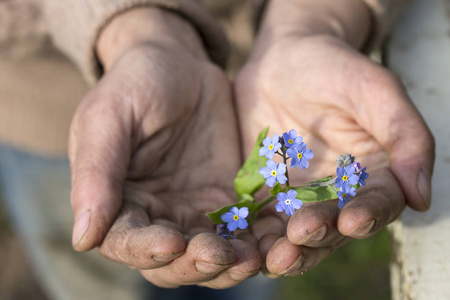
(275, 190, 303, 216)
(334, 165, 359, 190)
(358, 167, 369, 186)
(259, 134, 281, 159)
(337, 185, 357, 209)
(221, 207, 249, 231)
(282, 129, 303, 148)
(259, 160, 287, 187)
(286, 142, 314, 169)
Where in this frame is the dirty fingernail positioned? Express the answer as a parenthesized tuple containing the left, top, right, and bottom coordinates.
(418, 170, 431, 209)
(349, 219, 375, 237)
(152, 251, 184, 263)
(300, 224, 327, 244)
(280, 254, 303, 276)
(195, 261, 229, 275)
(72, 210, 91, 246)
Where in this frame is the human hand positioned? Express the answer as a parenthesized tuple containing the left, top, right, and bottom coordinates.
(69, 8, 260, 288)
(235, 0, 434, 276)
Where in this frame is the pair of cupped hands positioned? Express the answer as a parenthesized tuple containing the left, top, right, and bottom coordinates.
(69, 4, 434, 289)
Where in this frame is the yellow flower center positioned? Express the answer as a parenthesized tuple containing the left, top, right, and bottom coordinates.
(342, 193, 347, 198)
(227, 236, 233, 240)
(288, 139, 294, 144)
(297, 153, 303, 159)
(285, 199, 291, 205)
(342, 175, 348, 181)
(271, 170, 277, 177)
(233, 215, 239, 221)
(268, 145, 274, 150)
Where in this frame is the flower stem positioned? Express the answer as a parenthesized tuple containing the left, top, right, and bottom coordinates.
(281, 145, 290, 187)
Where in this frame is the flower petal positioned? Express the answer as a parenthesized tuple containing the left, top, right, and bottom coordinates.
(221, 212, 234, 223)
(335, 177, 343, 188)
(238, 207, 249, 218)
(292, 199, 303, 209)
(277, 162, 286, 174)
(230, 207, 239, 215)
(267, 160, 277, 170)
(227, 221, 238, 232)
(285, 205, 295, 216)
(289, 129, 297, 138)
(271, 134, 280, 144)
(290, 158, 299, 168)
(286, 147, 297, 158)
(265, 151, 275, 160)
(266, 177, 276, 187)
(262, 137, 271, 147)
(345, 165, 356, 175)
(277, 192, 288, 201)
(259, 167, 271, 178)
(286, 190, 297, 199)
(336, 167, 344, 177)
(275, 202, 285, 212)
(303, 149, 314, 159)
(237, 219, 248, 230)
(297, 142, 307, 152)
(299, 158, 309, 169)
(277, 175, 287, 184)
(348, 174, 359, 185)
(259, 147, 268, 156)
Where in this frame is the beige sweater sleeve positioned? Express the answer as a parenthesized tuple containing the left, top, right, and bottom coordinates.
(252, 0, 413, 52)
(43, 0, 229, 85)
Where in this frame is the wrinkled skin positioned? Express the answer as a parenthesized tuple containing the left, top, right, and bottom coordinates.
(69, 44, 261, 288)
(235, 35, 434, 276)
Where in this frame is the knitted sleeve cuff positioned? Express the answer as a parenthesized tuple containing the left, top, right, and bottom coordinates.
(44, 0, 229, 85)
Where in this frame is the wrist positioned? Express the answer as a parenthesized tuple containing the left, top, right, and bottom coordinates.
(256, 0, 372, 51)
(97, 7, 208, 70)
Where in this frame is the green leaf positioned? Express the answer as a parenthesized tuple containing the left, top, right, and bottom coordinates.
(270, 182, 282, 196)
(294, 186, 338, 203)
(234, 127, 269, 198)
(206, 196, 257, 225)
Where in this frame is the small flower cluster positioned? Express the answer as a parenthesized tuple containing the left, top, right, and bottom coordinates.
(216, 130, 369, 239)
(334, 154, 369, 209)
(259, 130, 313, 216)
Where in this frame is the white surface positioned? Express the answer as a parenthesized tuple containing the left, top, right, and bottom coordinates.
(387, 0, 450, 299)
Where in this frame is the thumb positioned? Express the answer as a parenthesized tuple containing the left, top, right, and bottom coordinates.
(69, 96, 132, 251)
(359, 70, 435, 211)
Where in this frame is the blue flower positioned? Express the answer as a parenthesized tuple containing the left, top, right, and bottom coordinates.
(221, 207, 249, 231)
(334, 165, 359, 190)
(259, 160, 287, 187)
(282, 129, 303, 148)
(286, 142, 314, 169)
(275, 190, 303, 216)
(259, 134, 281, 159)
(337, 185, 356, 209)
(358, 167, 369, 186)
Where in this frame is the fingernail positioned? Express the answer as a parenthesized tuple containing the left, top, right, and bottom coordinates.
(418, 170, 431, 209)
(280, 254, 303, 276)
(300, 224, 327, 244)
(152, 251, 184, 263)
(72, 210, 91, 246)
(228, 270, 258, 281)
(349, 219, 375, 237)
(195, 261, 230, 275)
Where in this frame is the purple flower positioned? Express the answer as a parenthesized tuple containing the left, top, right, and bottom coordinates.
(221, 207, 249, 231)
(282, 129, 303, 148)
(334, 165, 359, 190)
(286, 142, 314, 169)
(259, 160, 287, 187)
(358, 167, 369, 186)
(352, 161, 362, 173)
(275, 190, 303, 216)
(259, 134, 282, 159)
(216, 224, 235, 240)
(337, 185, 356, 209)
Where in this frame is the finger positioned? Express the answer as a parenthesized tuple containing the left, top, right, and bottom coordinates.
(287, 201, 346, 247)
(356, 68, 435, 211)
(265, 237, 333, 276)
(338, 168, 405, 239)
(96, 203, 186, 269)
(140, 233, 236, 288)
(70, 91, 132, 251)
(198, 239, 261, 289)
